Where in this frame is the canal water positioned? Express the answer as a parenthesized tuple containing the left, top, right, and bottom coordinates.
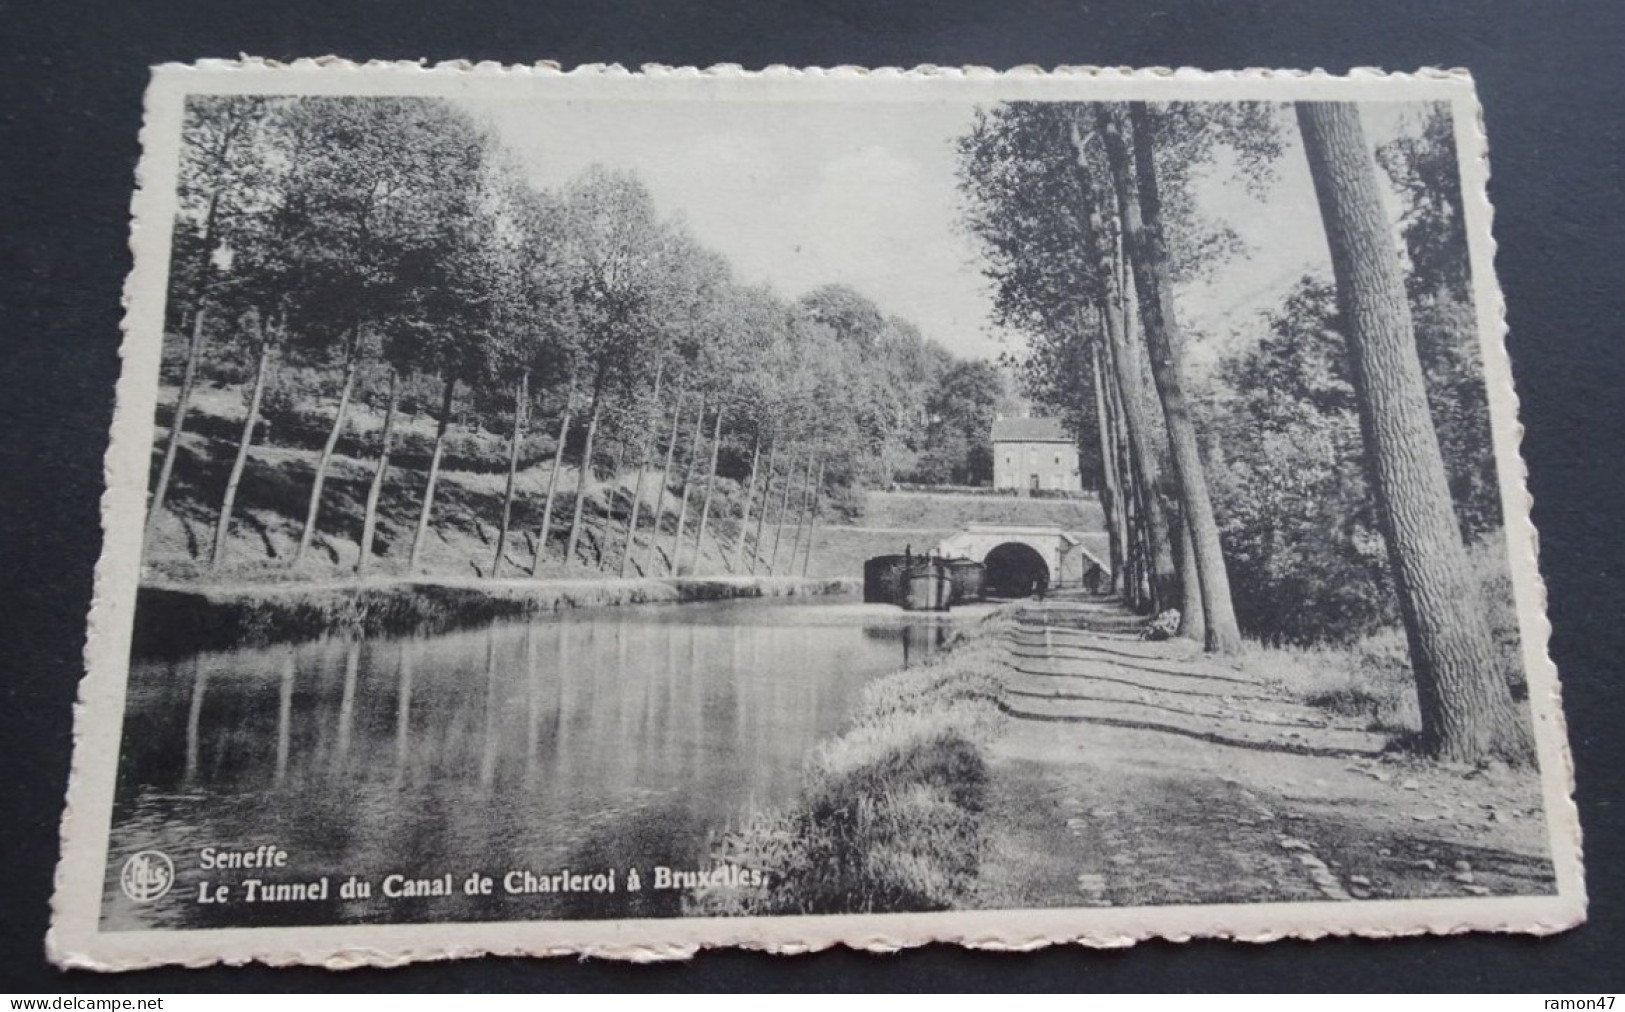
(101, 594, 960, 929)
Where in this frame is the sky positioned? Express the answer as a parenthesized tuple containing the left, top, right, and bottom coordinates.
(461, 96, 1431, 367)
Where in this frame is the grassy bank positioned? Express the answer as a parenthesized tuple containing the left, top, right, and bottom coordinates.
(690, 612, 1013, 916)
(1252, 538, 1529, 752)
(133, 575, 858, 659)
(1246, 629, 1425, 741)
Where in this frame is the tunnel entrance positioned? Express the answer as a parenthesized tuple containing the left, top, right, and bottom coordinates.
(983, 542, 1050, 598)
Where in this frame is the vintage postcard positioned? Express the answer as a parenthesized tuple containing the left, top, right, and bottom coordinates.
(51, 61, 1583, 969)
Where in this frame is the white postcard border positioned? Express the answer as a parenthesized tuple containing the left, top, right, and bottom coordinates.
(49, 60, 1585, 970)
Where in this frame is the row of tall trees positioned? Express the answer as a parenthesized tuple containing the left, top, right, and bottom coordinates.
(960, 100, 1272, 651)
(146, 96, 971, 581)
(958, 100, 1527, 763)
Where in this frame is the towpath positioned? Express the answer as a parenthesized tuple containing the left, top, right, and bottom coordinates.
(973, 594, 1557, 909)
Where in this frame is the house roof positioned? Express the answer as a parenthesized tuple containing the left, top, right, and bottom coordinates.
(991, 417, 1072, 443)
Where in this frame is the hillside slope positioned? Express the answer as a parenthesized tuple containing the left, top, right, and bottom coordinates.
(143, 389, 1107, 586)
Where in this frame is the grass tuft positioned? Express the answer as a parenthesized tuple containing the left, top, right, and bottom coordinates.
(1248, 627, 1422, 737)
(1252, 534, 1530, 752)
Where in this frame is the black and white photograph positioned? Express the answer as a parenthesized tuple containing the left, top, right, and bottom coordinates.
(48, 64, 1582, 968)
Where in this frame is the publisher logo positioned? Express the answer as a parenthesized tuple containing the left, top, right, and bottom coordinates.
(120, 850, 174, 903)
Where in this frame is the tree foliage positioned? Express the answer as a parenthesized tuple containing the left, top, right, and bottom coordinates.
(1211, 278, 1396, 642)
(1207, 105, 1503, 644)
(955, 96, 1506, 666)
(152, 95, 999, 576)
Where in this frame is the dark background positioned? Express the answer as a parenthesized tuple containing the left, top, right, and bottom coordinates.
(3, 0, 1622, 992)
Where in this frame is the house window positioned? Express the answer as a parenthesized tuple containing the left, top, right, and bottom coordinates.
(1053, 452, 1061, 466)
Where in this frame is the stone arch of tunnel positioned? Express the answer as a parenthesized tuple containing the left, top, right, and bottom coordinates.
(982, 541, 1051, 598)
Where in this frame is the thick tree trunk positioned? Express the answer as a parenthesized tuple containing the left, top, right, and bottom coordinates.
(1173, 508, 1207, 642)
(408, 374, 458, 573)
(294, 339, 359, 565)
(147, 305, 210, 548)
(1297, 101, 1528, 762)
(356, 369, 400, 575)
(644, 389, 685, 575)
(564, 390, 604, 568)
(530, 376, 576, 576)
(491, 370, 529, 578)
(692, 407, 726, 574)
(1109, 340, 1152, 611)
(669, 398, 707, 575)
(801, 458, 824, 577)
(731, 433, 762, 573)
(620, 361, 665, 578)
(748, 439, 777, 573)
(768, 450, 797, 574)
(1091, 339, 1125, 594)
(1106, 375, 1134, 599)
(210, 338, 274, 571)
(1097, 292, 1172, 614)
(1104, 103, 1242, 652)
(1121, 279, 1173, 612)
(1103, 337, 1144, 608)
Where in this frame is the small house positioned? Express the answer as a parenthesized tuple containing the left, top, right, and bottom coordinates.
(991, 416, 1080, 494)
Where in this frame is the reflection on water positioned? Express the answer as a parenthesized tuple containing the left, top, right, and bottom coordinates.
(863, 620, 953, 668)
(103, 595, 960, 929)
